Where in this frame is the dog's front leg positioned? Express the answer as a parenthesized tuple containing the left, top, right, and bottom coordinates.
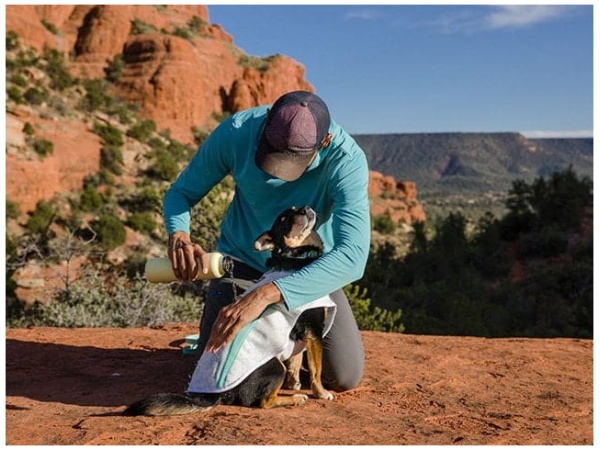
(305, 337, 334, 400)
(260, 359, 308, 408)
(283, 352, 303, 390)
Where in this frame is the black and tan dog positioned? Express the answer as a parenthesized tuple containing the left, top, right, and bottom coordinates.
(124, 206, 333, 416)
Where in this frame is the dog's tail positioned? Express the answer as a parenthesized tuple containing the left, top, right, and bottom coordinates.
(123, 392, 221, 416)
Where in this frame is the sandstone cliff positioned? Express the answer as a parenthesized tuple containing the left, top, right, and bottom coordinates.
(6, 4, 313, 143)
(369, 172, 426, 224)
(6, 3, 425, 222)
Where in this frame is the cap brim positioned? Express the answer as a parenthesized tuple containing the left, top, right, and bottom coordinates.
(256, 134, 316, 182)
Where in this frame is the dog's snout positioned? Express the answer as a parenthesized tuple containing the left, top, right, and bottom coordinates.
(299, 206, 315, 216)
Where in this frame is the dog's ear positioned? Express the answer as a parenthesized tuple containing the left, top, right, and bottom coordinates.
(254, 232, 275, 251)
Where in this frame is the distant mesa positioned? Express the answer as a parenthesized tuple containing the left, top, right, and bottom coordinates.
(353, 132, 593, 196)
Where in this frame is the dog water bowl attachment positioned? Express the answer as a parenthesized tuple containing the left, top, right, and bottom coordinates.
(183, 334, 199, 355)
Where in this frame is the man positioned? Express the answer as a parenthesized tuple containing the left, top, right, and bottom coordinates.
(163, 90, 370, 391)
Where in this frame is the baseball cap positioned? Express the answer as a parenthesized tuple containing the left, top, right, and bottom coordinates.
(256, 90, 331, 181)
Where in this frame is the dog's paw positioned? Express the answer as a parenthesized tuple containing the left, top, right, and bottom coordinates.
(320, 390, 335, 401)
(292, 394, 309, 406)
(312, 388, 335, 401)
(322, 390, 335, 401)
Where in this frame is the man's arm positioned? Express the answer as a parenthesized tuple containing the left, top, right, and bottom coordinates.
(205, 282, 283, 353)
(163, 119, 232, 279)
(274, 147, 371, 310)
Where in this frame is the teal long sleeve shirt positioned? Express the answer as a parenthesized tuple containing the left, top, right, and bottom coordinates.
(163, 106, 371, 311)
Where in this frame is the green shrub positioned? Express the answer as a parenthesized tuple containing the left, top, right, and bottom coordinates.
(147, 149, 179, 181)
(10, 73, 28, 87)
(167, 139, 194, 162)
(100, 145, 124, 175)
(127, 212, 156, 235)
(105, 54, 125, 83)
(126, 119, 157, 143)
(26, 201, 56, 235)
(238, 54, 272, 73)
(147, 136, 167, 151)
(6, 30, 19, 51)
(23, 87, 48, 105)
(189, 15, 207, 33)
(130, 18, 158, 35)
(372, 213, 396, 234)
(124, 252, 147, 278)
(79, 186, 104, 211)
(97, 169, 116, 187)
(13, 48, 40, 69)
(345, 284, 405, 333)
(170, 15, 208, 40)
(120, 187, 162, 213)
(32, 138, 54, 158)
(172, 26, 195, 40)
(502, 167, 592, 237)
(41, 19, 59, 35)
(190, 177, 234, 250)
(83, 169, 115, 189)
(111, 102, 134, 125)
(6, 233, 17, 258)
(92, 214, 126, 250)
(191, 127, 209, 147)
(80, 79, 113, 112)
(43, 47, 75, 91)
(22, 122, 35, 135)
(93, 122, 124, 147)
(6, 269, 202, 328)
(6, 86, 23, 104)
(6, 200, 21, 220)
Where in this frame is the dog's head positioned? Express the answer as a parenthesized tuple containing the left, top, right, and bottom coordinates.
(254, 206, 323, 270)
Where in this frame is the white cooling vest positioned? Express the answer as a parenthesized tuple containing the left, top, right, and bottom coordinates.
(187, 270, 336, 393)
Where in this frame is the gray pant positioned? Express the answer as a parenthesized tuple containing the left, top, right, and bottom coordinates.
(197, 262, 364, 392)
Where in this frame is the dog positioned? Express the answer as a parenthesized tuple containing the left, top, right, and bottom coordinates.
(124, 206, 333, 416)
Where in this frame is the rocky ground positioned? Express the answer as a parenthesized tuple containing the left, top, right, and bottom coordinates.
(5, 324, 593, 445)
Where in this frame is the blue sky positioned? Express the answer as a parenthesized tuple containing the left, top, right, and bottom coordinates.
(208, 4, 593, 137)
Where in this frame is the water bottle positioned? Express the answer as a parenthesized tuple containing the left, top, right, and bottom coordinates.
(144, 252, 234, 283)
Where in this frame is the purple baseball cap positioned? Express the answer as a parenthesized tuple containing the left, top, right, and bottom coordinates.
(256, 90, 331, 181)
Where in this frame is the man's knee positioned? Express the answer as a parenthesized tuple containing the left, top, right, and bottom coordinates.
(323, 371, 362, 392)
(322, 345, 364, 392)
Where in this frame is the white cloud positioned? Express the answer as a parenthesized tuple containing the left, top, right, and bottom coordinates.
(484, 5, 576, 30)
(344, 9, 382, 21)
(425, 10, 480, 34)
(521, 130, 593, 139)
(428, 5, 580, 34)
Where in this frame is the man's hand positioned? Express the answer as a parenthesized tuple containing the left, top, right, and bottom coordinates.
(206, 282, 283, 353)
(168, 231, 209, 281)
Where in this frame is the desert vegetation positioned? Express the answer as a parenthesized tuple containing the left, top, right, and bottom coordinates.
(5, 33, 593, 338)
(5, 34, 394, 331)
(361, 167, 593, 338)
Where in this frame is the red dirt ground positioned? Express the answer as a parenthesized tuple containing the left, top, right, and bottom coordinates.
(5, 325, 593, 445)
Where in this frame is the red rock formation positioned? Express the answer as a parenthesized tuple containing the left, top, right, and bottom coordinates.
(5, 5, 422, 226)
(5, 107, 102, 214)
(6, 5, 313, 143)
(369, 171, 426, 225)
(73, 5, 134, 64)
(228, 58, 313, 113)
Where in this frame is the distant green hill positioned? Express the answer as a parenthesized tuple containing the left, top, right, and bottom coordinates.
(353, 133, 593, 195)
